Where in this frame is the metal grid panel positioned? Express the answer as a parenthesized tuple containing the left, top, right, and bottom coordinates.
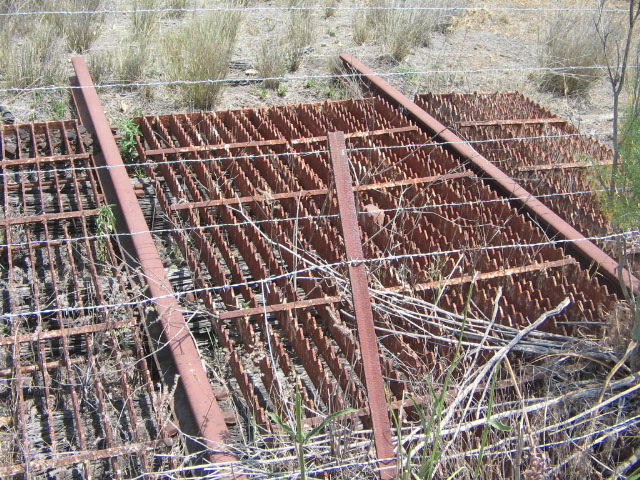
(0, 121, 180, 479)
(136, 97, 616, 432)
(415, 92, 614, 242)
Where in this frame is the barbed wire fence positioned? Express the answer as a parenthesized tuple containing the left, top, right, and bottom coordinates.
(1, 2, 639, 479)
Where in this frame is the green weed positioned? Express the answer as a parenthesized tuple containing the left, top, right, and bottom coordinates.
(268, 385, 356, 480)
(115, 116, 141, 164)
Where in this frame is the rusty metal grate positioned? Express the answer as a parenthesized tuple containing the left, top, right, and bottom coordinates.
(415, 92, 614, 244)
(0, 120, 184, 478)
(136, 96, 617, 450)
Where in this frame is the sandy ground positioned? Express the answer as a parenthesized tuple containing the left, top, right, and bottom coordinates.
(1, 0, 624, 143)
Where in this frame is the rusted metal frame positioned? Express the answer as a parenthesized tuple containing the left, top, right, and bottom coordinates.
(0, 150, 90, 167)
(0, 439, 171, 477)
(6, 251, 31, 478)
(386, 258, 577, 294)
(515, 160, 613, 172)
(36, 220, 98, 477)
(0, 208, 102, 227)
(61, 140, 146, 476)
(341, 53, 640, 295)
(170, 171, 472, 212)
(1, 172, 92, 195)
(328, 131, 396, 478)
(233, 145, 364, 410)
(0, 317, 136, 346)
(148, 158, 269, 430)
(71, 58, 237, 468)
(0, 347, 136, 377)
(34, 150, 88, 473)
(218, 296, 342, 321)
(207, 147, 324, 415)
(97, 228, 162, 467)
(221, 145, 342, 413)
(457, 118, 568, 127)
(143, 125, 419, 157)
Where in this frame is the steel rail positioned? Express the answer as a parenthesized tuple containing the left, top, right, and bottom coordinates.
(70, 57, 240, 473)
(328, 131, 396, 479)
(340, 53, 640, 295)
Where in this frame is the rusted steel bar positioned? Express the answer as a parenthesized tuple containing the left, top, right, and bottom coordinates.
(218, 296, 341, 321)
(70, 57, 237, 468)
(0, 152, 91, 166)
(515, 160, 613, 172)
(340, 53, 639, 295)
(0, 439, 172, 476)
(457, 118, 568, 127)
(170, 171, 471, 211)
(386, 258, 577, 293)
(144, 125, 418, 156)
(328, 131, 396, 479)
(0, 208, 101, 226)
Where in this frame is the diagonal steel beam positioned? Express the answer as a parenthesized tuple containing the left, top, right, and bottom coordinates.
(340, 53, 639, 296)
(328, 130, 396, 479)
(70, 57, 240, 474)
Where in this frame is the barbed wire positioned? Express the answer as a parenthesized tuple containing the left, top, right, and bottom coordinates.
(0, 64, 637, 94)
(0, 5, 629, 17)
(0, 187, 613, 250)
(2, 228, 637, 320)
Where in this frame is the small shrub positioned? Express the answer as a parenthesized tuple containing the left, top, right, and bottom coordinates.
(46, 0, 105, 53)
(352, 0, 466, 62)
(164, 4, 243, 109)
(539, 11, 608, 95)
(604, 107, 640, 229)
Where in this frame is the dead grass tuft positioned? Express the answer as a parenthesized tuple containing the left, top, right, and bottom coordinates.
(45, 0, 105, 53)
(164, 4, 243, 109)
(131, 0, 164, 38)
(539, 10, 609, 95)
(2, 20, 66, 88)
(352, 0, 467, 62)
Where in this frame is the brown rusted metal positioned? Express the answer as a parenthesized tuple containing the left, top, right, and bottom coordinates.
(415, 92, 615, 252)
(144, 125, 419, 157)
(0, 208, 102, 226)
(170, 171, 471, 211)
(340, 53, 639, 295)
(219, 295, 342, 320)
(70, 57, 237, 468)
(328, 130, 396, 478)
(132, 89, 623, 477)
(457, 118, 568, 127)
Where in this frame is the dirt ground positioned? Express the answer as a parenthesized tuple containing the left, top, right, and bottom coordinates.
(1, 0, 623, 142)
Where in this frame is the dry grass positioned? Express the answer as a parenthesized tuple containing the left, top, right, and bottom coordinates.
(255, 0, 317, 89)
(164, 4, 243, 109)
(539, 10, 608, 95)
(45, 0, 105, 53)
(353, 0, 467, 62)
(131, 0, 164, 39)
(1, 20, 65, 88)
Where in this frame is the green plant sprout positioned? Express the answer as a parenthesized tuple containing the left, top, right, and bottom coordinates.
(268, 385, 356, 480)
(96, 204, 116, 260)
(115, 116, 141, 164)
